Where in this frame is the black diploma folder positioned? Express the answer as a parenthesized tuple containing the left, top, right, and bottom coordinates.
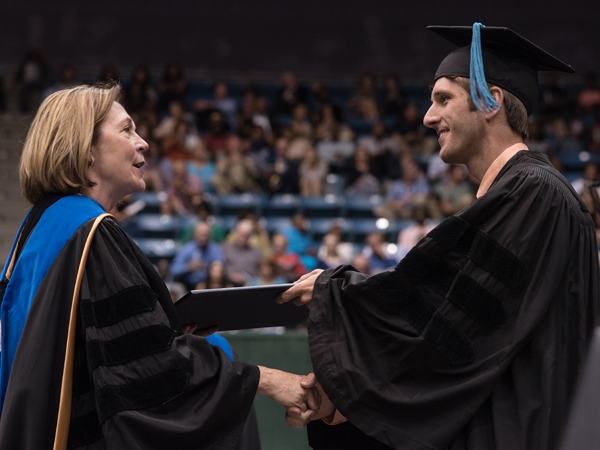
(174, 284, 309, 331)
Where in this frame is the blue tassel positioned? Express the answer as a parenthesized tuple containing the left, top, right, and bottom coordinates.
(470, 22, 500, 112)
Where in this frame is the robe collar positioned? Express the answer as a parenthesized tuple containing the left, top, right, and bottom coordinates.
(476, 143, 529, 198)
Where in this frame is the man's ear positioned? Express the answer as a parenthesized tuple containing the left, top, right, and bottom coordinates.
(485, 87, 504, 119)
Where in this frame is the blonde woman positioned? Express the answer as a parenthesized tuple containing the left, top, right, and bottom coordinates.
(0, 82, 319, 449)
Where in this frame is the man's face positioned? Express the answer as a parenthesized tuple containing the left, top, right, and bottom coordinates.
(423, 77, 485, 164)
(194, 224, 210, 246)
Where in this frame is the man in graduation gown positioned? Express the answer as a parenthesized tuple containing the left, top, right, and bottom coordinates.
(279, 24, 600, 449)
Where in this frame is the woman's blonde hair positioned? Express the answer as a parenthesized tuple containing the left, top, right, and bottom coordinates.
(19, 82, 121, 205)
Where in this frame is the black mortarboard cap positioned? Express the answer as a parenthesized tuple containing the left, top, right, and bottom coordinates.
(428, 25, 575, 115)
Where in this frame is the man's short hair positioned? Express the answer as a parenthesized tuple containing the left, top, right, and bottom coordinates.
(448, 76, 529, 140)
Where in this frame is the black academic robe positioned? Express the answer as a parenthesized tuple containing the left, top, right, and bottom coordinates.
(307, 151, 600, 450)
(0, 216, 259, 449)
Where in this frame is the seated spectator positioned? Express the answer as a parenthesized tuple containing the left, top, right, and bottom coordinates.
(261, 137, 300, 194)
(248, 124, 270, 153)
(158, 60, 187, 113)
(196, 260, 234, 290)
(225, 210, 272, 258)
(194, 82, 238, 131)
(362, 231, 397, 274)
(382, 73, 406, 117)
(236, 86, 260, 138)
(350, 254, 371, 274)
(275, 70, 308, 114)
(374, 159, 431, 220)
(397, 205, 437, 253)
(281, 214, 318, 270)
(299, 147, 328, 196)
(433, 164, 475, 217)
(203, 110, 232, 157)
(271, 233, 307, 283)
(160, 159, 203, 215)
(290, 103, 313, 139)
(427, 151, 450, 183)
(141, 139, 166, 192)
(343, 147, 382, 197)
(572, 163, 600, 196)
(153, 100, 197, 144)
(248, 259, 287, 286)
(357, 121, 400, 157)
(347, 72, 379, 120)
(317, 233, 351, 270)
(314, 103, 341, 142)
(169, 222, 225, 291)
(222, 220, 264, 286)
(180, 203, 226, 244)
(252, 97, 273, 142)
(186, 140, 216, 193)
(211, 135, 260, 194)
(123, 65, 157, 114)
(396, 103, 438, 156)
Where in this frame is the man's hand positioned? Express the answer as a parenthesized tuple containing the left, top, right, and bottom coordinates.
(257, 367, 320, 425)
(285, 374, 336, 428)
(276, 269, 323, 309)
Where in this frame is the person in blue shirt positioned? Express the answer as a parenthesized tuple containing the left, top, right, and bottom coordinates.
(169, 221, 224, 290)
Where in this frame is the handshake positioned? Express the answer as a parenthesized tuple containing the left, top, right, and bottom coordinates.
(257, 367, 336, 428)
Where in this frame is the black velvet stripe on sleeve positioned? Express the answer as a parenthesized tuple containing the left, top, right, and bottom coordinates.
(368, 272, 474, 364)
(400, 247, 506, 328)
(80, 285, 158, 329)
(96, 367, 190, 424)
(428, 216, 527, 289)
(86, 324, 175, 371)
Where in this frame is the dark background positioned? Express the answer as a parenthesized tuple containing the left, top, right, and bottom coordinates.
(1, 0, 599, 79)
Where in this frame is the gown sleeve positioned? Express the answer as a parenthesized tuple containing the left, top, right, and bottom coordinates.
(70, 218, 259, 450)
(307, 160, 600, 449)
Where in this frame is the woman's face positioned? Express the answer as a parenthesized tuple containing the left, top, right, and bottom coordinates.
(89, 102, 148, 204)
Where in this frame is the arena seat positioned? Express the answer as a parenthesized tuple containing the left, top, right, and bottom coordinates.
(344, 195, 384, 218)
(300, 194, 345, 218)
(211, 193, 262, 217)
(135, 214, 180, 239)
(134, 238, 181, 263)
(262, 194, 301, 217)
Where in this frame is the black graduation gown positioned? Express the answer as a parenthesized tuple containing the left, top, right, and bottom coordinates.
(307, 151, 600, 450)
(0, 217, 259, 449)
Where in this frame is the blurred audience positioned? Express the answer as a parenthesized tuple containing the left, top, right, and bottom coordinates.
(196, 260, 234, 289)
(169, 222, 225, 290)
(271, 233, 307, 283)
(374, 159, 430, 220)
(158, 60, 187, 113)
(222, 220, 264, 286)
(362, 232, 397, 275)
